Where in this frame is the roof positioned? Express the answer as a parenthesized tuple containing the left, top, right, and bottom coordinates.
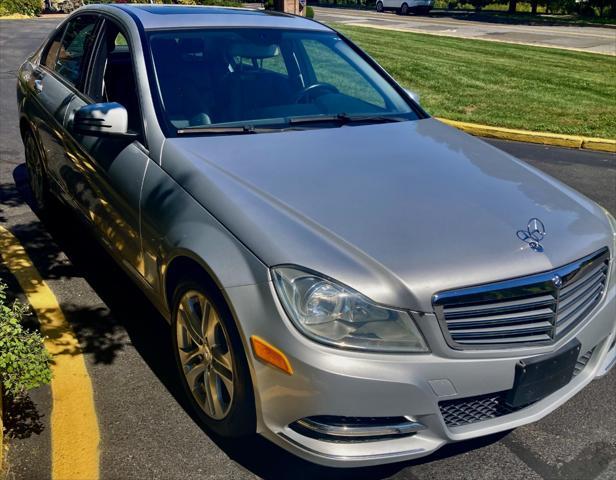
(108, 4, 331, 31)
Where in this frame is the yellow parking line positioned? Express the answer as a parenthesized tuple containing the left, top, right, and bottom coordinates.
(0, 225, 100, 480)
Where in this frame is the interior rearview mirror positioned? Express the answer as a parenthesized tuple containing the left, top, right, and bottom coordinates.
(73, 102, 136, 139)
(405, 89, 420, 105)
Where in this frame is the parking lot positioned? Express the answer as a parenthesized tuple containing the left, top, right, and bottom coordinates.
(1, 16, 615, 480)
(314, 7, 616, 55)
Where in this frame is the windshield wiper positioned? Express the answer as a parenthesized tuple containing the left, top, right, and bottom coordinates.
(287, 113, 408, 126)
(176, 125, 283, 135)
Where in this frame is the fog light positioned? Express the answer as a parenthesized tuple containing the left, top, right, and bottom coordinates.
(289, 415, 426, 442)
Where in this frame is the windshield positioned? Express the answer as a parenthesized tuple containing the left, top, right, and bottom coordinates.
(147, 28, 419, 134)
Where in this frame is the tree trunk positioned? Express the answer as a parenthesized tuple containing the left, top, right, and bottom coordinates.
(531, 0, 538, 14)
(508, 0, 517, 13)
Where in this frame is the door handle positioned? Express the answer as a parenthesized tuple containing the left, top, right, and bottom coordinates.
(34, 79, 43, 93)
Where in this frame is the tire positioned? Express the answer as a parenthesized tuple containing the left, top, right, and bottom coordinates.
(376, 1, 384, 12)
(23, 129, 51, 213)
(399, 2, 409, 15)
(171, 278, 256, 438)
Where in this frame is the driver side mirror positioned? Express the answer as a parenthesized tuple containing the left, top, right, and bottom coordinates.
(405, 89, 420, 105)
(73, 102, 136, 139)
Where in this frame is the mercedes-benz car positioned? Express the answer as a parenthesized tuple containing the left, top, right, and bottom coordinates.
(17, 4, 616, 467)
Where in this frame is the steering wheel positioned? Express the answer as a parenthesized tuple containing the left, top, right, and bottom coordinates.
(294, 82, 339, 104)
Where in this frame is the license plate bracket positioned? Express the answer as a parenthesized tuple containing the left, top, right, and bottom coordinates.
(506, 339, 581, 408)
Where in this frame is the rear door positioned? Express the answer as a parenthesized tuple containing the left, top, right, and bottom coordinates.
(28, 15, 101, 204)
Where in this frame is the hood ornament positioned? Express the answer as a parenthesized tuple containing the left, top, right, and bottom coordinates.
(517, 218, 546, 252)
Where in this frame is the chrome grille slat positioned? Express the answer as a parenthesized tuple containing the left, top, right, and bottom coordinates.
(444, 295, 556, 318)
(457, 334, 553, 345)
(558, 282, 604, 317)
(445, 308, 555, 328)
(559, 265, 607, 301)
(433, 248, 609, 349)
(555, 292, 603, 335)
(452, 321, 553, 338)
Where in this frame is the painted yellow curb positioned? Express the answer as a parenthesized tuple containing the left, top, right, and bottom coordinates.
(582, 138, 616, 153)
(0, 226, 100, 480)
(437, 118, 616, 153)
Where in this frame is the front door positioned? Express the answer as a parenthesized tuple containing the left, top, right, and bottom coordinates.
(62, 19, 150, 278)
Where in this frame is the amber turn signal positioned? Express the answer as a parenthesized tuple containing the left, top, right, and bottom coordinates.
(250, 336, 293, 375)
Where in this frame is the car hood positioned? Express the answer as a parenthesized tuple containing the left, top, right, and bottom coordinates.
(163, 118, 612, 311)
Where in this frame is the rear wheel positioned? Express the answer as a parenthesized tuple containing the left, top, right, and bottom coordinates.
(376, 1, 384, 12)
(171, 278, 255, 437)
(399, 2, 409, 15)
(23, 130, 50, 212)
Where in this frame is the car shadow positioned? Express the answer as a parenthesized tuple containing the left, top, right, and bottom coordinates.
(7, 162, 511, 479)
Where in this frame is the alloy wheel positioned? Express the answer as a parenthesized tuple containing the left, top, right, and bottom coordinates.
(176, 290, 235, 420)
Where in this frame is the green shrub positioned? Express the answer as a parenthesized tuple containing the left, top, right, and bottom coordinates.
(0, 0, 42, 16)
(0, 281, 51, 397)
(306, 5, 314, 17)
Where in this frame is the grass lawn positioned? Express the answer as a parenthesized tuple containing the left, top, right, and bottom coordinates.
(332, 24, 616, 139)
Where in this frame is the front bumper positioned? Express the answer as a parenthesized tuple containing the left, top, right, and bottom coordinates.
(225, 274, 616, 468)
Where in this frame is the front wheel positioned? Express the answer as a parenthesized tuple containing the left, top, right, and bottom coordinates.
(171, 279, 255, 437)
(376, 1, 384, 12)
(399, 2, 409, 15)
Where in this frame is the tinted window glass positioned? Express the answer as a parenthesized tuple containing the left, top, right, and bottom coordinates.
(302, 39, 385, 109)
(147, 28, 415, 132)
(42, 28, 64, 70)
(55, 15, 98, 86)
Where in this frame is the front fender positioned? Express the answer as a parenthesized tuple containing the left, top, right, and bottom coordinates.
(139, 158, 270, 315)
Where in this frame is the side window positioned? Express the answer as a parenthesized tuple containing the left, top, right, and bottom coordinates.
(302, 39, 385, 109)
(88, 23, 142, 134)
(54, 15, 99, 86)
(42, 28, 65, 70)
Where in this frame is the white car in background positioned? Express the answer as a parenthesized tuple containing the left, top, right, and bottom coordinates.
(376, 0, 434, 15)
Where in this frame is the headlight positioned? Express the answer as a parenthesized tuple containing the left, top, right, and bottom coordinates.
(605, 209, 616, 251)
(272, 266, 429, 353)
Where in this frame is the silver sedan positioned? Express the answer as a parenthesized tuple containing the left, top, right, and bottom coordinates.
(17, 4, 616, 467)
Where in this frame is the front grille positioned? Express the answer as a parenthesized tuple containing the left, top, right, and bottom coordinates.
(433, 248, 609, 349)
(440, 392, 520, 427)
(440, 346, 596, 428)
(573, 347, 595, 376)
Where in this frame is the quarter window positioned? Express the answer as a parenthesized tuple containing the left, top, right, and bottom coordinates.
(54, 15, 99, 86)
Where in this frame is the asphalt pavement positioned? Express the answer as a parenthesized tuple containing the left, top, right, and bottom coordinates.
(1, 17, 615, 480)
(314, 7, 616, 55)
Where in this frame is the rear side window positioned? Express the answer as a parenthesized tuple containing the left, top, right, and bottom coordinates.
(54, 15, 99, 86)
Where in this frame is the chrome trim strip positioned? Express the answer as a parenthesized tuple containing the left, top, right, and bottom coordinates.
(277, 432, 427, 461)
(294, 417, 426, 438)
